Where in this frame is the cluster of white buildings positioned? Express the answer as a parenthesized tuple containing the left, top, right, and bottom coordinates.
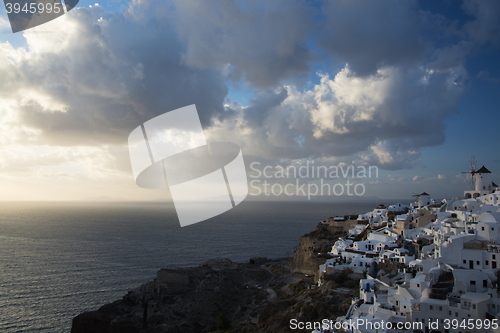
(317, 166, 500, 333)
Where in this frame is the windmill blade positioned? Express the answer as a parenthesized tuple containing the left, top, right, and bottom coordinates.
(459, 156, 478, 190)
(470, 156, 476, 173)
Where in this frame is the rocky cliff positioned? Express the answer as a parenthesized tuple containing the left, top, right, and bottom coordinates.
(71, 259, 271, 333)
(288, 222, 345, 281)
(71, 224, 351, 333)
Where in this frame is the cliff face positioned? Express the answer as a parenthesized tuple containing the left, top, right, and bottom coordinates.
(288, 223, 345, 281)
(288, 236, 326, 277)
(71, 224, 348, 333)
(71, 259, 272, 333)
(71, 259, 359, 333)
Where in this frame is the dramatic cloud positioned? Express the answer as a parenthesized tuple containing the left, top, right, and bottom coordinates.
(320, 0, 429, 76)
(1, 0, 499, 200)
(319, 0, 500, 77)
(208, 64, 465, 169)
(169, 0, 313, 87)
(0, 5, 228, 147)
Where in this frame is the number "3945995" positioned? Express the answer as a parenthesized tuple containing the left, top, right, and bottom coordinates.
(5, 2, 62, 14)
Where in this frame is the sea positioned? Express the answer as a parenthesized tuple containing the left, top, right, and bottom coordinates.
(0, 200, 393, 332)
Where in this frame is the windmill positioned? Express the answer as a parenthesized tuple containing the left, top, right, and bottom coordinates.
(461, 156, 478, 190)
(412, 191, 430, 208)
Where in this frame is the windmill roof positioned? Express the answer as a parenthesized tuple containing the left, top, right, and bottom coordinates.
(476, 166, 491, 174)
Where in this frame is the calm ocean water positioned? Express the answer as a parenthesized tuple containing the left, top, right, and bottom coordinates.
(0, 200, 387, 332)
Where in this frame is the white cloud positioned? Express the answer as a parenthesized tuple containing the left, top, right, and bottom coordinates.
(208, 63, 464, 170)
(369, 141, 395, 166)
(309, 68, 388, 137)
(0, 16, 10, 31)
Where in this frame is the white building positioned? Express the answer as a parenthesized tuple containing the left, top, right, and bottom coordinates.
(333, 167, 500, 333)
(330, 238, 353, 255)
(464, 166, 497, 199)
(413, 192, 431, 209)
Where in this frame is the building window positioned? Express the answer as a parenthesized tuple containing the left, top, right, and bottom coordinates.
(439, 306, 443, 311)
(430, 305, 433, 310)
(493, 261, 497, 269)
(473, 304, 476, 310)
(417, 283, 420, 287)
(482, 227, 485, 231)
(484, 280, 488, 287)
(463, 260, 466, 264)
(455, 312, 458, 317)
(449, 311, 452, 315)
(486, 260, 489, 266)
(493, 255, 496, 260)
(493, 304, 496, 309)
(477, 261, 480, 265)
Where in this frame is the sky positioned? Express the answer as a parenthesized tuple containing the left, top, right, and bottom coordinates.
(0, 0, 499, 202)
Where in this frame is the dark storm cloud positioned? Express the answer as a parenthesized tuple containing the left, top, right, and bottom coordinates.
(170, 0, 314, 87)
(243, 88, 288, 127)
(319, 0, 429, 77)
